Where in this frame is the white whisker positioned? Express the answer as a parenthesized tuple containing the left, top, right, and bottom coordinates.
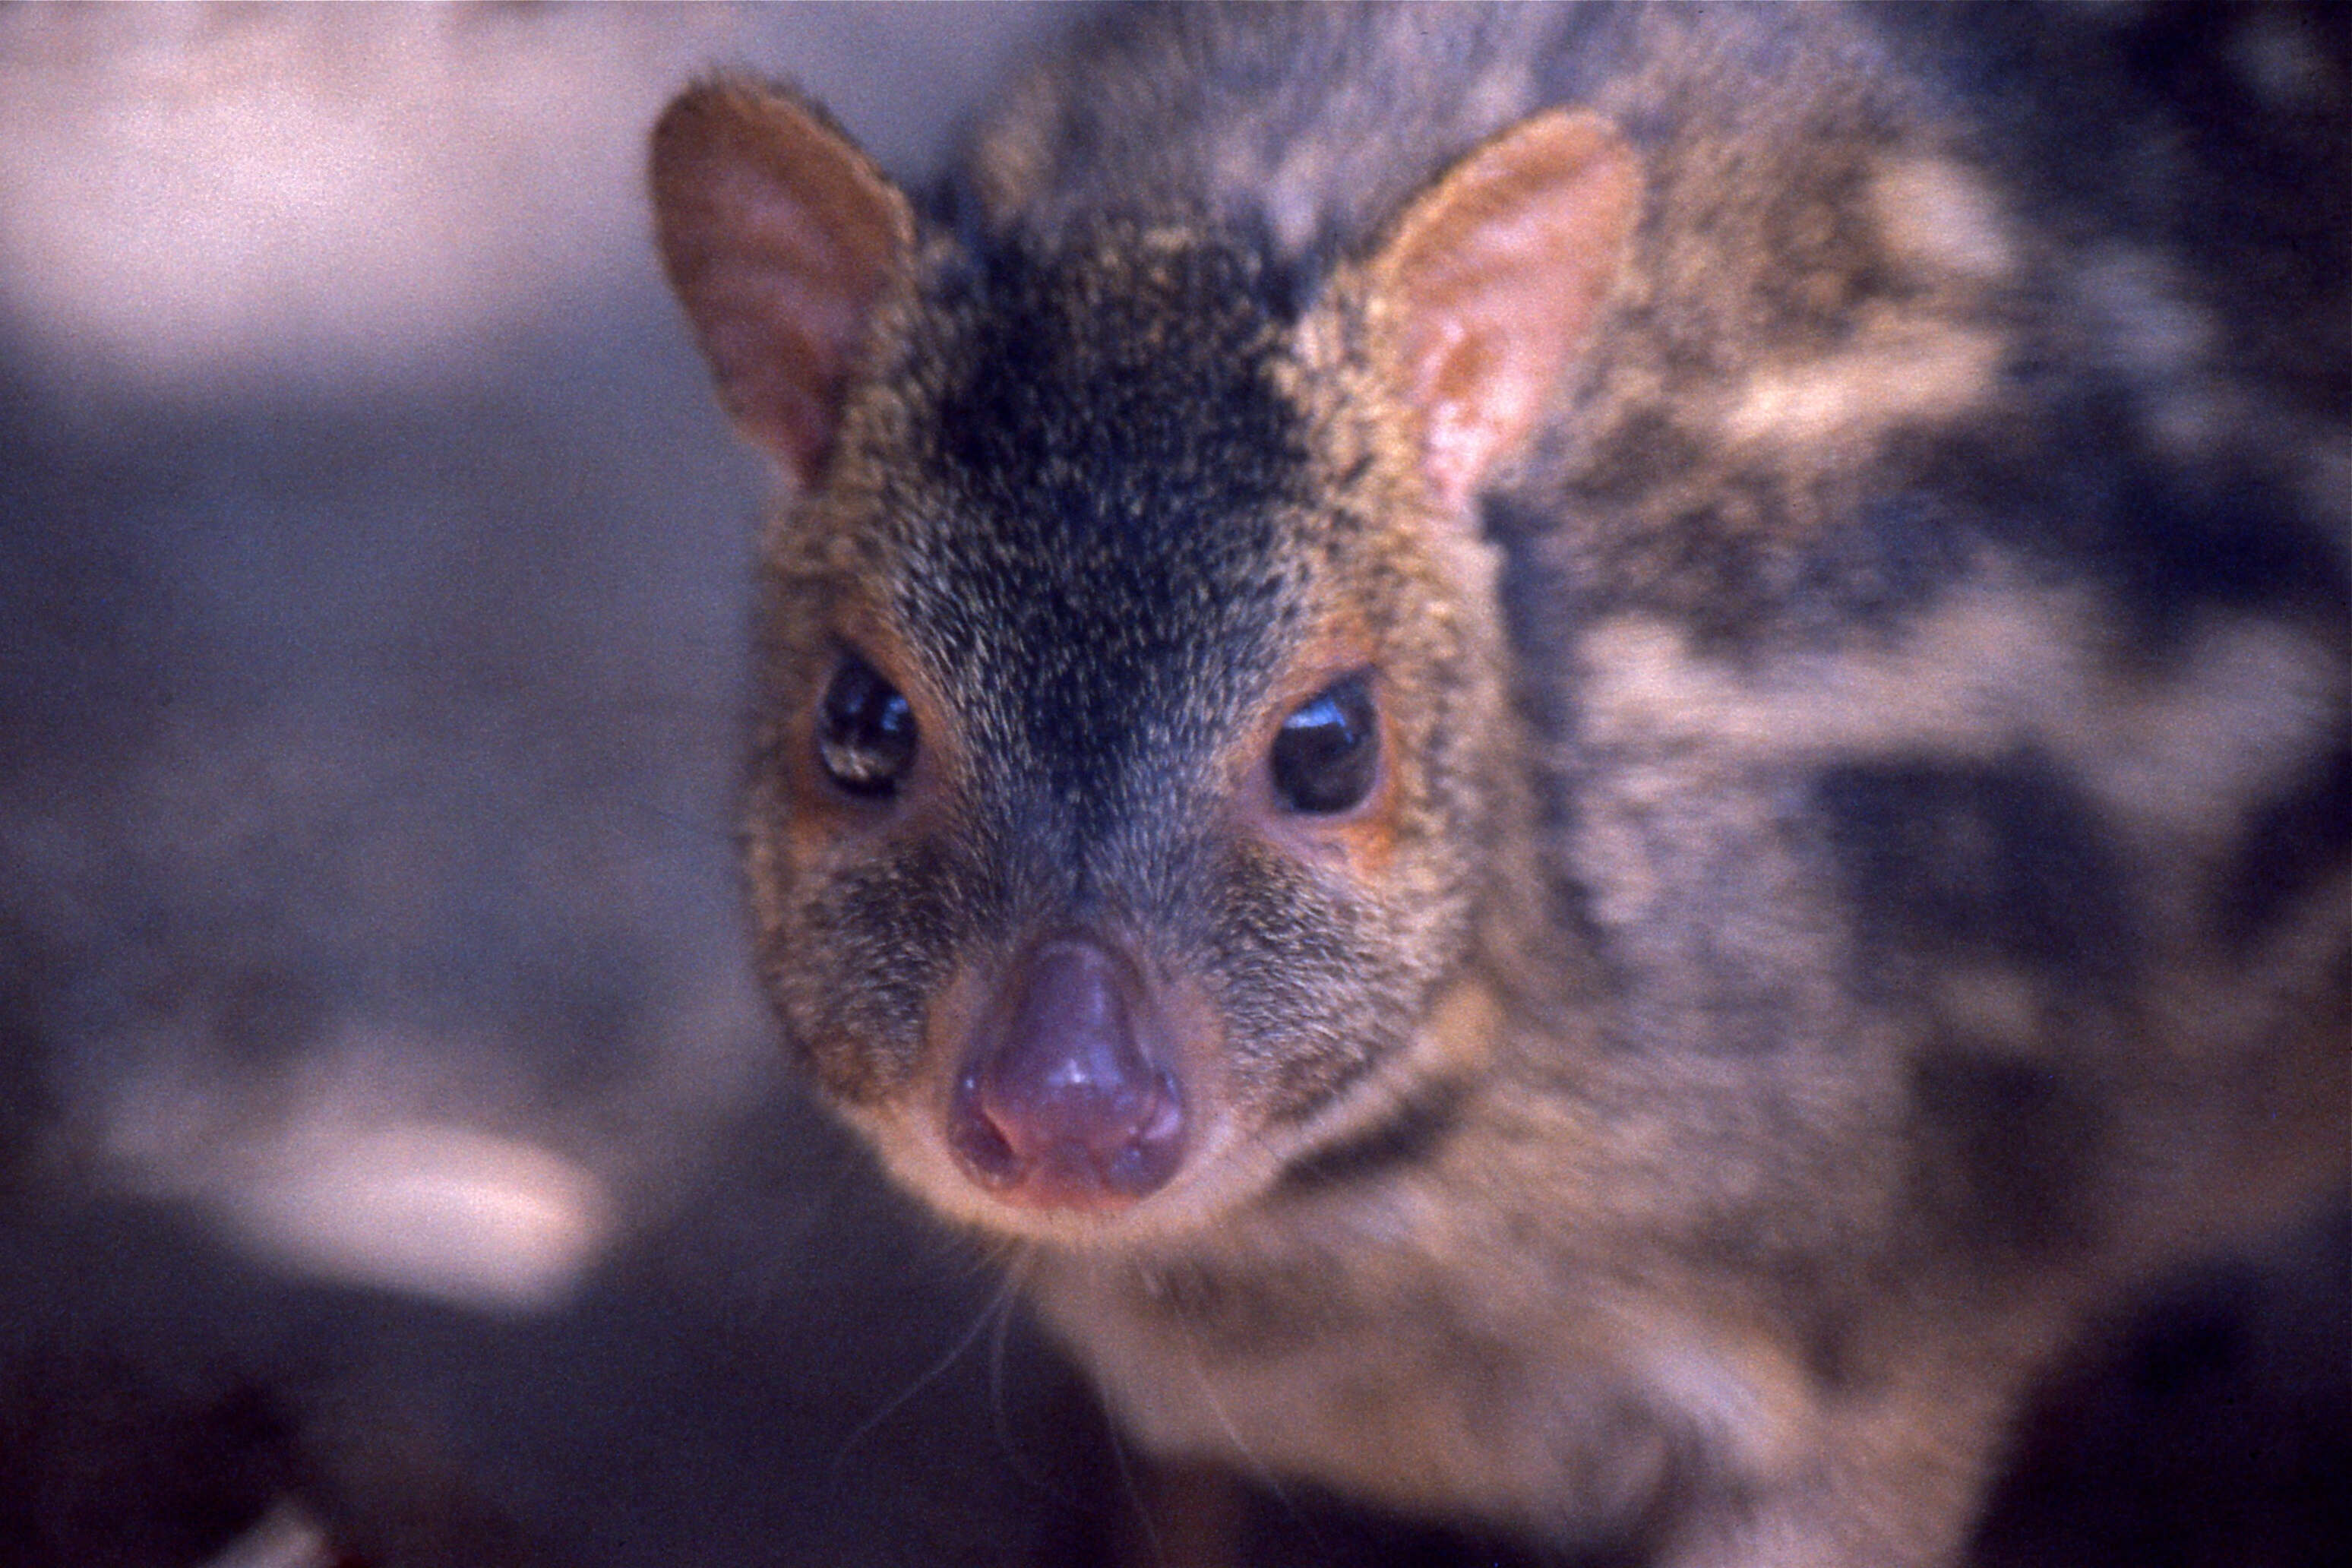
(824, 1279, 1002, 1498)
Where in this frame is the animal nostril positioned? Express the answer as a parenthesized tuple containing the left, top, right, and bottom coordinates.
(948, 1082, 1024, 1186)
(948, 937, 1187, 1209)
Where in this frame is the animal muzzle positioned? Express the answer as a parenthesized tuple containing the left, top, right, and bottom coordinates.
(947, 934, 1187, 1210)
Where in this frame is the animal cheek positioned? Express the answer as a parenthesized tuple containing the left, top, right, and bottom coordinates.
(1192, 846, 1409, 1123)
(763, 836, 976, 1109)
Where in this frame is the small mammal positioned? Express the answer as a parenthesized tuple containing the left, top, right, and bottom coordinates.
(650, 5, 2348, 1563)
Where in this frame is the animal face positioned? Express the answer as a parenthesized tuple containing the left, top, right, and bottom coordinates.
(653, 84, 1636, 1244)
(739, 225, 1504, 1242)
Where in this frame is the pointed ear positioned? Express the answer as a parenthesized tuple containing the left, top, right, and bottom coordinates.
(650, 79, 916, 485)
(1366, 110, 1641, 515)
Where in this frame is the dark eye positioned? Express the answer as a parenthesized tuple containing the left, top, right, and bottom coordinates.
(817, 656, 917, 799)
(1271, 675, 1379, 815)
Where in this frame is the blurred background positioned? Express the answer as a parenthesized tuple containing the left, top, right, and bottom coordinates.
(0, 5, 1123, 1564)
(0, 5, 2341, 1567)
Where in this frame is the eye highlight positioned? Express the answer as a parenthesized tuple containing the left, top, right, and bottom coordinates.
(817, 655, 917, 799)
(1271, 674, 1379, 815)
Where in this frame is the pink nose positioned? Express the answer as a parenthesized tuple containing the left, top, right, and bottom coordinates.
(948, 937, 1186, 1209)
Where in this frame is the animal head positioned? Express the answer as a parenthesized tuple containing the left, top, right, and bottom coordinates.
(650, 79, 1638, 1245)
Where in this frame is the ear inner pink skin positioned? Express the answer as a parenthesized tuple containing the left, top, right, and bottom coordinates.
(1375, 109, 1642, 516)
(649, 82, 915, 485)
(948, 937, 1188, 1211)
